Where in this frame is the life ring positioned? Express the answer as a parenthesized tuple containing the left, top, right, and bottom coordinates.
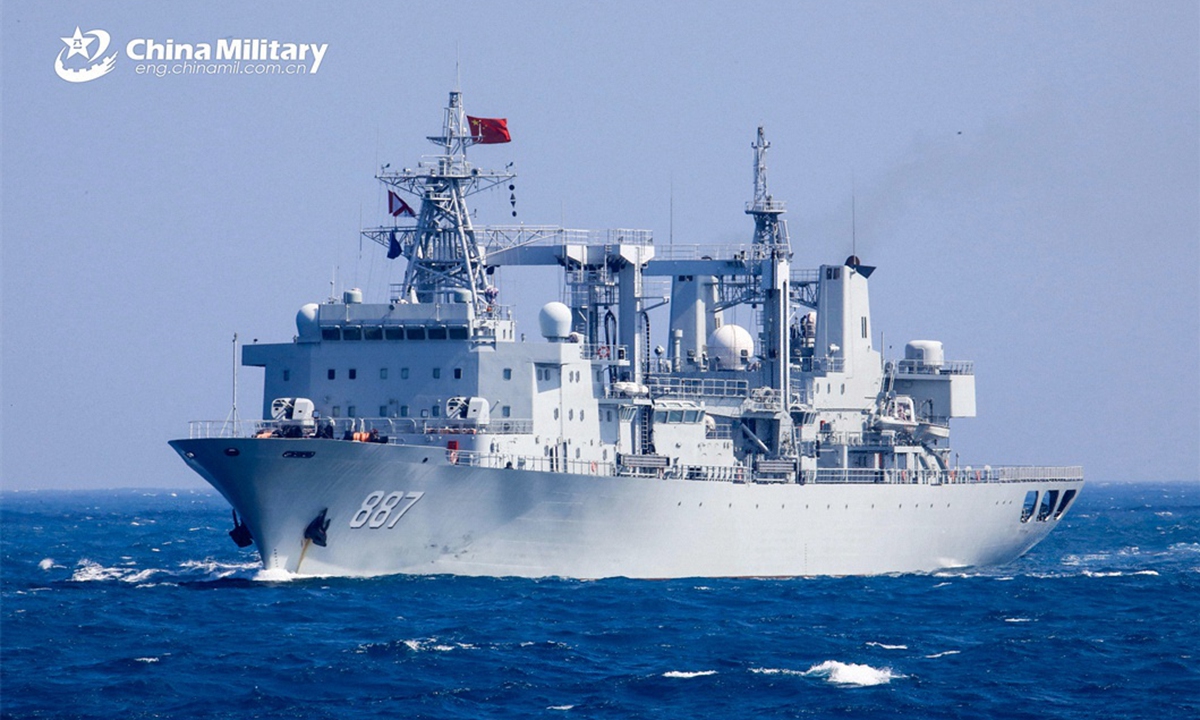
(596, 346, 609, 359)
(590, 461, 598, 473)
(975, 469, 982, 482)
(948, 470, 957, 482)
(448, 449, 459, 464)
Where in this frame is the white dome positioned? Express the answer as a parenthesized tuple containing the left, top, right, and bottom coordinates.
(296, 303, 320, 343)
(539, 302, 573, 340)
(904, 340, 944, 368)
(708, 324, 753, 369)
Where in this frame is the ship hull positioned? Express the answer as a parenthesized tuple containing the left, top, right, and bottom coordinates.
(171, 437, 1082, 578)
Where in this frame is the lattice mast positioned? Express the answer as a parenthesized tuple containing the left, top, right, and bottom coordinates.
(374, 91, 513, 315)
(745, 127, 792, 414)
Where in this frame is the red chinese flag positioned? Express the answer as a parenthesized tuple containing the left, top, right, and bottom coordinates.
(467, 116, 511, 144)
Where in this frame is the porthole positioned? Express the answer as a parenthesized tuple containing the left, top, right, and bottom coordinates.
(224, 447, 240, 457)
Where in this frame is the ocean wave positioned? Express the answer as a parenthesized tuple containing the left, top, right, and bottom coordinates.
(1081, 569, 1160, 578)
(662, 670, 717, 678)
(68, 558, 260, 584)
(802, 660, 902, 687)
(750, 667, 807, 677)
(71, 559, 147, 583)
(865, 642, 908, 650)
(252, 567, 297, 582)
(925, 650, 961, 659)
(751, 663, 902, 686)
(355, 637, 475, 655)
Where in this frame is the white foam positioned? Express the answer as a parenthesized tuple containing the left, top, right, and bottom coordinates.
(750, 667, 806, 676)
(925, 650, 961, 659)
(399, 637, 470, 653)
(38, 558, 57, 571)
(123, 568, 163, 584)
(1004, 617, 1033, 623)
(547, 705, 575, 711)
(865, 642, 907, 650)
(180, 558, 260, 580)
(662, 670, 717, 678)
(71, 559, 131, 582)
(135, 657, 160, 663)
(253, 567, 296, 582)
(803, 661, 902, 687)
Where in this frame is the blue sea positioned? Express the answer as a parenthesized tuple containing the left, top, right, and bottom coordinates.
(2, 481, 1197, 719)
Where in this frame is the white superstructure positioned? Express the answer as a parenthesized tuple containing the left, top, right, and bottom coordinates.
(171, 92, 1082, 578)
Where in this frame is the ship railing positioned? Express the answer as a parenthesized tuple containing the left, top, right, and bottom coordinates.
(744, 387, 783, 412)
(643, 375, 750, 399)
(449, 449, 617, 476)
(790, 268, 820, 284)
(895, 360, 974, 376)
(444, 457, 1081, 485)
(185, 416, 535, 439)
(653, 244, 742, 261)
(799, 356, 845, 373)
(581, 343, 627, 362)
(480, 226, 653, 250)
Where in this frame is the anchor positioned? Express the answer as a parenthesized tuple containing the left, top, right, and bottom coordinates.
(303, 508, 331, 547)
(228, 510, 253, 548)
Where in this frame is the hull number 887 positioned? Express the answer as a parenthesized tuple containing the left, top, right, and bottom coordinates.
(349, 491, 424, 529)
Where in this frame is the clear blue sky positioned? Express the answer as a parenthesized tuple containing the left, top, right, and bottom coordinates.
(2, 1, 1197, 489)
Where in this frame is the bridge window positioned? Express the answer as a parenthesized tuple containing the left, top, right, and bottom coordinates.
(401, 368, 409, 380)
(343, 327, 362, 341)
(433, 368, 441, 379)
(282, 370, 290, 381)
(428, 327, 448, 340)
(348, 406, 356, 417)
(364, 326, 383, 341)
(349, 368, 357, 380)
(502, 405, 511, 418)
(331, 406, 341, 418)
(406, 327, 426, 340)
(448, 326, 469, 340)
(385, 327, 404, 340)
(380, 368, 388, 380)
(400, 405, 409, 417)
(328, 369, 336, 380)
(379, 405, 388, 417)
(321, 327, 340, 341)
(453, 368, 463, 379)
(503, 368, 512, 380)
